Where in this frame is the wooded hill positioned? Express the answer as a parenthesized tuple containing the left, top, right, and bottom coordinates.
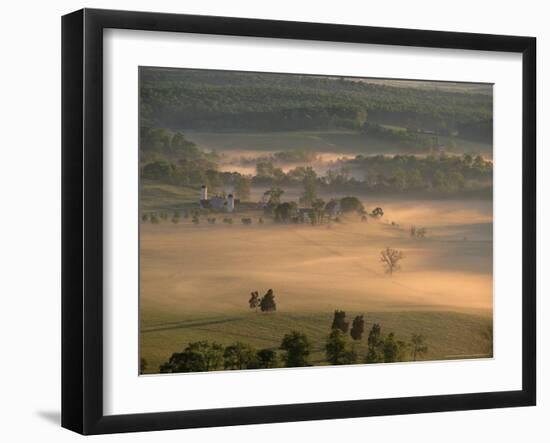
(140, 68, 493, 142)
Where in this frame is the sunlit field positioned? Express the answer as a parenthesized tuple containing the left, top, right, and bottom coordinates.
(140, 198, 492, 373)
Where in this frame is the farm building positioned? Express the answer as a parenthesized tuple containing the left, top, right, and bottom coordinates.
(199, 185, 237, 212)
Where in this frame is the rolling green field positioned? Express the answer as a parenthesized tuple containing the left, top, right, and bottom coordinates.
(140, 310, 492, 374)
(140, 182, 198, 211)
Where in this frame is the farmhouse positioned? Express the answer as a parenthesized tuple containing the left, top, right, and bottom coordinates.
(199, 185, 236, 212)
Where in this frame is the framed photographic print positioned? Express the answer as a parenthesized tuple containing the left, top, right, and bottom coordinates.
(61, 8, 536, 435)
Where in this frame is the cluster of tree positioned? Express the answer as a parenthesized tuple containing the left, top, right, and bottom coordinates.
(325, 311, 366, 365)
(141, 211, 182, 224)
(328, 152, 492, 194)
(141, 125, 492, 198)
(249, 289, 277, 312)
(250, 152, 492, 196)
(140, 127, 255, 197)
(140, 68, 492, 141)
(365, 325, 428, 363)
(156, 323, 430, 374)
(159, 341, 278, 373)
(325, 310, 428, 365)
(263, 187, 367, 225)
(159, 331, 314, 373)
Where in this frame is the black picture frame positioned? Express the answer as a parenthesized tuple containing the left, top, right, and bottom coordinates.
(62, 8, 536, 435)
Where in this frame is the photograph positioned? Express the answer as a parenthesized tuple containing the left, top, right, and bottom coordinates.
(138, 67, 494, 374)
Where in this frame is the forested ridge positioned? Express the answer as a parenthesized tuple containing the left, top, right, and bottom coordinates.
(140, 68, 492, 142)
(140, 127, 492, 199)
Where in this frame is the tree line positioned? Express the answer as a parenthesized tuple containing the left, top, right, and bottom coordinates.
(139, 126, 492, 198)
(155, 308, 428, 373)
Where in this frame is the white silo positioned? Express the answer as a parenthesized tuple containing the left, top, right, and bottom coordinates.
(200, 185, 208, 201)
(227, 194, 234, 212)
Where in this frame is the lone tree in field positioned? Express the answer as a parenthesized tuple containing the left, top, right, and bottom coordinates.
(410, 333, 428, 361)
(260, 289, 277, 312)
(370, 207, 384, 218)
(410, 225, 427, 238)
(249, 291, 260, 312)
(350, 315, 365, 341)
(256, 349, 278, 369)
(280, 331, 311, 367)
(380, 247, 405, 275)
(331, 310, 349, 333)
(325, 329, 357, 365)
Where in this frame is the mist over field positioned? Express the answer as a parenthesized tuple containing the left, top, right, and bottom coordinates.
(138, 67, 493, 374)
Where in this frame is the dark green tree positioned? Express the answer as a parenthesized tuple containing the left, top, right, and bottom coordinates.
(350, 315, 365, 341)
(280, 331, 311, 367)
(260, 289, 277, 312)
(223, 342, 258, 370)
(140, 358, 147, 374)
(383, 333, 403, 363)
(365, 323, 384, 363)
(274, 202, 297, 223)
(325, 329, 357, 365)
(331, 310, 349, 333)
(410, 333, 428, 361)
(256, 349, 278, 369)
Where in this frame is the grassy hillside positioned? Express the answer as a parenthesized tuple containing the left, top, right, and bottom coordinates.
(140, 310, 492, 374)
(140, 182, 198, 211)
